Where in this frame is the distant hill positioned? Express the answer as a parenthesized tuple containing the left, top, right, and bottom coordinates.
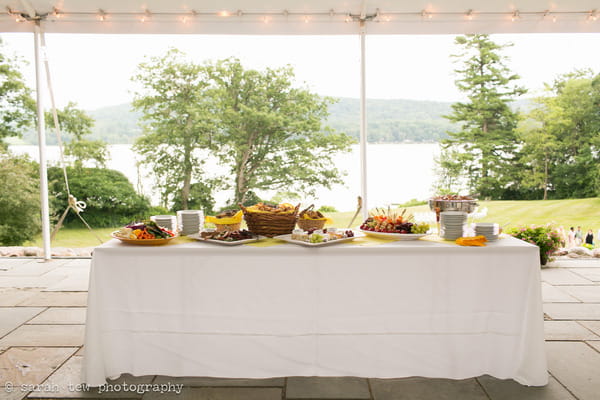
(22, 97, 520, 145)
(327, 98, 455, 143)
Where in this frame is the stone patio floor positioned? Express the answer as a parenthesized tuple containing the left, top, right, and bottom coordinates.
(1, 257, 599, 400)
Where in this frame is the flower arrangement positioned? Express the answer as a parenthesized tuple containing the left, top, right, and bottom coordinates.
(508, 224, 562, 266)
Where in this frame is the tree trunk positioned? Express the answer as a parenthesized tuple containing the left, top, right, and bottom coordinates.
(543, 152, 549, 200)
(181, 122, 193, 210)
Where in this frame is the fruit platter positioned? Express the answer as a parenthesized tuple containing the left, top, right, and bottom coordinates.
(359, 208, 430, 240)
(275, 228, 362, 247)
(188, 229, 259, 245)
(111, 220, 177, 245)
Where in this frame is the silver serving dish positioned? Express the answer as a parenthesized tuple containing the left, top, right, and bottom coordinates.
(428, 199, 478, 214)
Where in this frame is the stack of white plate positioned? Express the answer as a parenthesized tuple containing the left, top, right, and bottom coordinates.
(440, 211, 467, 240)
(475, 223, 499, 242)
(152, 215, 176, 231)
(177, 210, 204, 235)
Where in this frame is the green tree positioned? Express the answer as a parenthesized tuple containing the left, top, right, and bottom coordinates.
(518, 70, 600, 199)
(207, 58, 354, 204)
(440, 34, 526, 197)
(0, 150, 41, 245)
(132, 49, 218, 209)
(0, 38, 35, 147)
(515, 116, 559, 200)
(46, 102, 108, 168)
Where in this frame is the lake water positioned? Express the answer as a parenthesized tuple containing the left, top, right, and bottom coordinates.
(10, 143, 440, 212)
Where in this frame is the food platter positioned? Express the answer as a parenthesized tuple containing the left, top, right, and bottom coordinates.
(187, 233, 260, 246)
(359, 230, 428, 240)
(110, 232, 178, 245)
(274, 233, 363, 247)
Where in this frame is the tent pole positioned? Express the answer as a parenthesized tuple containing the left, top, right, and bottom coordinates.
(359, 21, 368, 219)
(33, 23, 52, 261)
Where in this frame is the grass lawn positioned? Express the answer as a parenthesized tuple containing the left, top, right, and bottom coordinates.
(23, 198, 600, 248)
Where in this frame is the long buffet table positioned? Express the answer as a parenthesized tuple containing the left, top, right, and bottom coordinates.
(83, 235, 548, 386)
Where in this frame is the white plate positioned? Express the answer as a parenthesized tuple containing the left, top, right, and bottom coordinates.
(275, 233, 363, 247)
(187, 233, 260, 245)
(359, 230, 428, 240)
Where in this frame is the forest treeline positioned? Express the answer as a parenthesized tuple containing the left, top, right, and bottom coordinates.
(19, 98, 464, 145)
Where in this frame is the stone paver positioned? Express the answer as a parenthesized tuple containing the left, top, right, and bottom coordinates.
(0, 324, 85, 347)
(578, 321, 600, 336)
(0, 308, 45, 338)
(544, 321, 600, 341)
(0, 262, 58, 277)
(562, 285, 600, 302)
(370, 377, 487, 400)
(546, 341, 600, 400)
(551, 259, 600, 269)
(152, 376, 285, 387)
(477, 375, 576, 400)
(0, 258, 598, 399)
(142, 387, 283, 400)
(286, 377, 370, 399)
(541, 268, 593, 285)
(0, 347, 76, 400)
(0, 288, 40, 307)
(27, 356, 150, 398)
(0, 259, 34, 271)
(0, 275, 67, 289)
(43, 271, 89, 292)
(27, 308, 87, 325)
(569, 268, 600, 282)
(543, 303, 600, 320)
(17, 292, 88, 307)
(541, 282, 579, 303)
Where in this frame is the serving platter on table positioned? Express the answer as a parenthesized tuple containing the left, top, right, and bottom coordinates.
(187, 232, 260, 246)
(274, 232, 363, 247)
(359, 230, 427, 240)
(110, 232, 178, 246)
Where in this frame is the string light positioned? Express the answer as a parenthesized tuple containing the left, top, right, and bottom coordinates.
(511, 10, 520, 22)
(97, 9, 106, 22)
(140, 9, 151, 23)
(4, 7, 600, 26)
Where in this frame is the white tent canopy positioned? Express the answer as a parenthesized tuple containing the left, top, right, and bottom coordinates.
(2, 0, 600, 34)
(1, 1, 599, 259)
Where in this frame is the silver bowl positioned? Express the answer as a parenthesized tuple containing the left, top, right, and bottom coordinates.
(428, 199, 478, 214)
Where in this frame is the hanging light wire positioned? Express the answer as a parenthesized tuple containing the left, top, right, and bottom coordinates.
(3, 7, 600, 24)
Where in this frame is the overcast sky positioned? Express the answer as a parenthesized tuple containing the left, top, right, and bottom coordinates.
(1, 32, 599, 110)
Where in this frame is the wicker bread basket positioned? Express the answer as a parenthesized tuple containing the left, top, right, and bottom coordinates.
(297, 204, 326, 231)
(240, 203, 300, 237)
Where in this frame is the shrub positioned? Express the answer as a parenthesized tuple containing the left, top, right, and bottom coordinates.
(396, 198, 427, 207)
(0, 152, 41, 245)
(48, 167, 151, 228)
(508, 224, 562, 266)
(318, 205, 338, 213)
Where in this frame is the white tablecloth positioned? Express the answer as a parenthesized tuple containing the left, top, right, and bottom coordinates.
(83, 236, 547, 386)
